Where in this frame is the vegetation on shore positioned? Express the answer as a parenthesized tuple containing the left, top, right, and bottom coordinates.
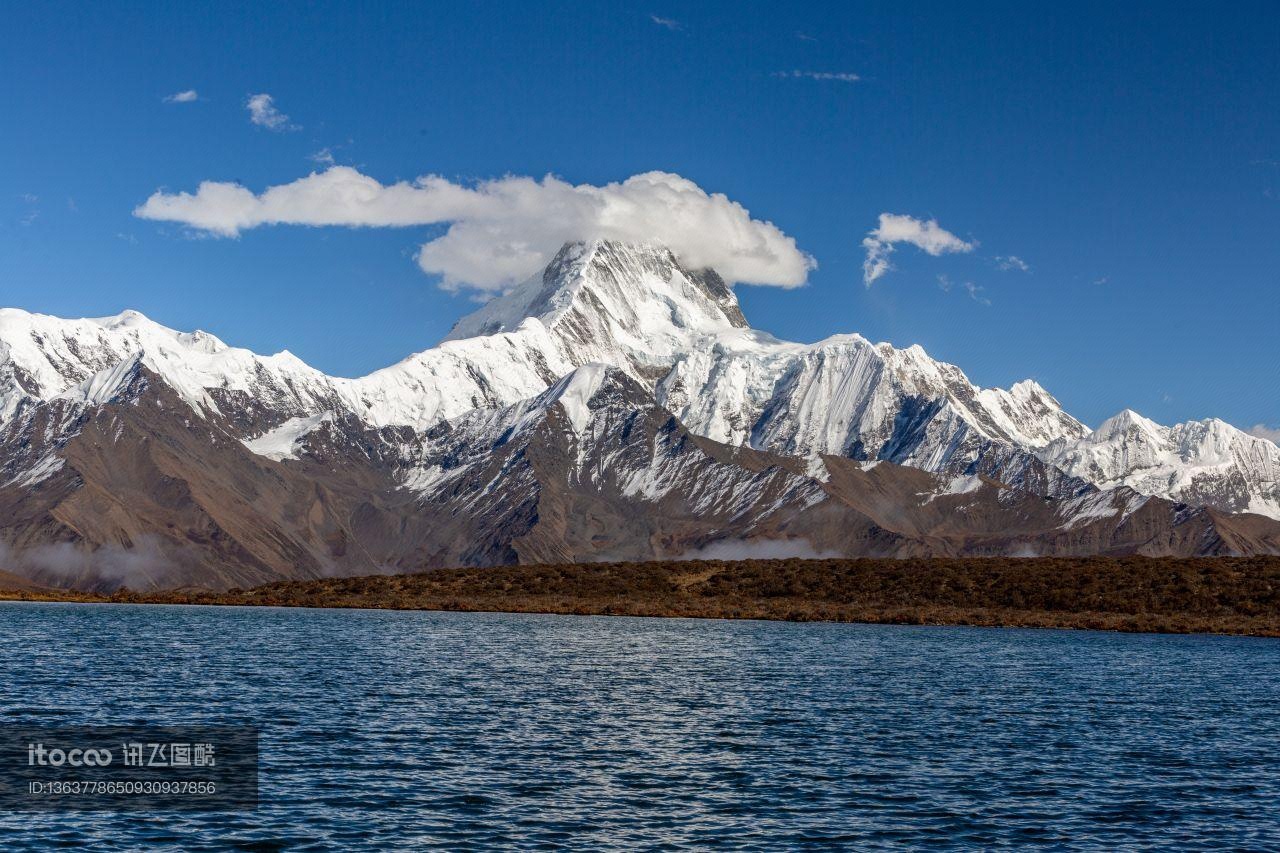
(3, 556, 1279, 637)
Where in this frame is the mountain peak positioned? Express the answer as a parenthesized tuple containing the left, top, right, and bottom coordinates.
(545, 240, 747, 323)
(443, 240, 748, 345)
(436, 240, 751, 389)
(1009, 379, 1049, 399)
(1094, 408, 1165, 440)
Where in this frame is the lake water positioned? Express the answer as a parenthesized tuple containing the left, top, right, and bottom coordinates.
(0, 603, 1277, 849)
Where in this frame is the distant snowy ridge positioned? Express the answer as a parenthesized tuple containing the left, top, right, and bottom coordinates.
(1040, 410, 1280, 519)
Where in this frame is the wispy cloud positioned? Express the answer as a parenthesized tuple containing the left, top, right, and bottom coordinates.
(964, 281, 991, 305)
(246, 93, 295, 131)
(1092, 276, 1109, 286)
(308, 147, 336, 166)
(774, 70, 861, 83)
(937, 274, 990, 305)
(17, 193, 38, 226)
(995, 255, 1030, 272)
(862, 213, 976, 286)
(1247, 424, 1280, 446)
(163, 89, 199, 104)
(649, 14, 683, 31)
(794, 31, 818, 42)
(134, 167, 815, 295)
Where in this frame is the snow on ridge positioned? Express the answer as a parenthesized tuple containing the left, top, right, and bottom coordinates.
(4, 454, 64, 489)
(547, 363, 609, 434)
(1059, 491, 1123, 529)
(241, 412, 335, 461)
(939, 473, 985, 496)
(921, 473, 986, 503)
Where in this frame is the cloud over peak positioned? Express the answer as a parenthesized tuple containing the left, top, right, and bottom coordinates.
(861, 213, 975, 286)
(134, 167, 815, 294)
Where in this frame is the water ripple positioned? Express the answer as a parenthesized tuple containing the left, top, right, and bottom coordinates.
(0, 603, 1276, 849)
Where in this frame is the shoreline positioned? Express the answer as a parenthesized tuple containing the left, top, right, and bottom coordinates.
(2, 555, 1278, 638)
(5, 594, 1277, 639)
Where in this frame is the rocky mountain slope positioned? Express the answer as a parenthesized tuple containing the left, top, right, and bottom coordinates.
(1, 240, 1276, 589)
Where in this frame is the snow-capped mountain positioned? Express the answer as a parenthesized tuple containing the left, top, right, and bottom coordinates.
(1040, 410, 1280, 519)
(0, 244, 745, 434)
(439, 241, 1092, 473)
(0, 307, 344, 428)
(0, 239, 1276, 589)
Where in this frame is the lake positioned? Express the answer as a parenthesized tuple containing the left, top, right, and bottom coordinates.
(0, 602, 1276, 849)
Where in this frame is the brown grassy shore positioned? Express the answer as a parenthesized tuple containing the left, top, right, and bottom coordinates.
(2, 556, 1279, 637)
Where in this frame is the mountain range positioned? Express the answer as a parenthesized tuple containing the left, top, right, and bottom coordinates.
(2, 240, 1277, 590)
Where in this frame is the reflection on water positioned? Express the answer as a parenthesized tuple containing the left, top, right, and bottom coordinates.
(0, 602, 1277, 849)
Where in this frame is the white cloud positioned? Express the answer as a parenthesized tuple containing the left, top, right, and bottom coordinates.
(996, 255, 1030, 272)
(649, 15, 683, 30)
(246, 93, 294, 130)
(134, 166, 815, 293)
(163, 89, 199, 104)
(774, 70, 861, 83)
(1248, 424, 1280, 446)
(308, 148, 335, 166)
(861, 213, 976, 286)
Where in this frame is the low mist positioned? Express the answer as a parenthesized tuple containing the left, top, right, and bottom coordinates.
(0, 536, 185, 591)
(675, 539, 842, 562)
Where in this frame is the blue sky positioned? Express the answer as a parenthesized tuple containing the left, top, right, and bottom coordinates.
(1, 0, 1276, 433)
